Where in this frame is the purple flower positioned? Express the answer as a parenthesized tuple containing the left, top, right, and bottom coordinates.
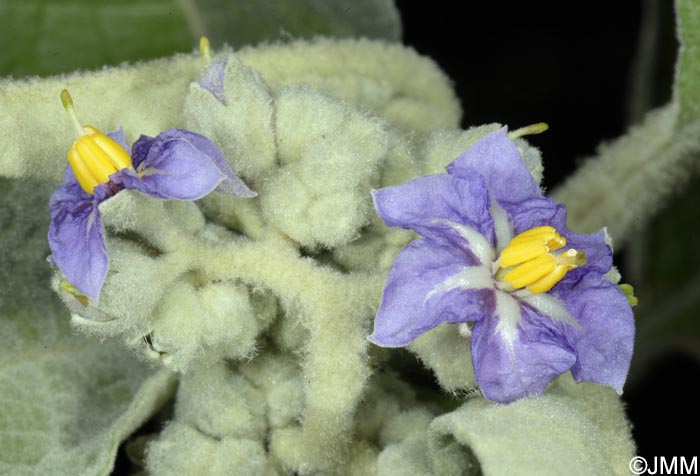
(369, 129, 634, 403)
(48, 126, 255, 301)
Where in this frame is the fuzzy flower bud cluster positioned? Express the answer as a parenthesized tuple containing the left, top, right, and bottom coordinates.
(38, 39, 637, 476)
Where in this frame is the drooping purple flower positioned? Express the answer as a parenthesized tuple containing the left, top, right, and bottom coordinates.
(369, 129, 635, 403)
(48, 126, 255, 301)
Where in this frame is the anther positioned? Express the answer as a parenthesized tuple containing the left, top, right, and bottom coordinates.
(496, 226, 586, 294)
(60, 90, 133, 194)
(499, 226, 566, 268)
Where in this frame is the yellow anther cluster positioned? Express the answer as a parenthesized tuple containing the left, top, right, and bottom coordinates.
(68, 126, 132, 194)
(60, 89, 132, 194)
(497, 226, 585, 294)
(499, 226, 566, 268)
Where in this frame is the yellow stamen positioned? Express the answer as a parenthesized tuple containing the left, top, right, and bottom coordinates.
(199, 36, 212, 64)
(526, 264, 569, 294)
(508, 122, 549, 139)
(526, 249, 585, 293)
(86, 127, 132, 170)
(499, 240, 549, 268)
(499, 226, 566, 267)
(60, 90, 133, 195)
(503, 254, 555, 289)
(497, 226, 586, 294)
(59, 281, 88, 306)
(508, 225, 558, 243)
(76, 138, 118, 184)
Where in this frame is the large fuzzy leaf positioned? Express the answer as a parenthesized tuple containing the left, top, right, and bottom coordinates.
(430, 376, 635, 476)
(0, 178, 176, 476)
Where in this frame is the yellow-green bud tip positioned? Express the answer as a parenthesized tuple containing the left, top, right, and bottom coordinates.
(199, 36, 211, 64)
(60, 88, 84, 136)
(60, 89, 73, 109)
(509, 122, 549, 139)
(619, 283, 638, 306)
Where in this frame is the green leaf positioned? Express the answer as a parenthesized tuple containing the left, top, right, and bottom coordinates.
(0, 178, 177, 476)
(185, 0, 401, 47)
(0, 337, 176, 476)
(430, 375, 635, 476)
(0, 0, 400, 78)
(0, 0, 193, 77)
(675, 0, 700, 125)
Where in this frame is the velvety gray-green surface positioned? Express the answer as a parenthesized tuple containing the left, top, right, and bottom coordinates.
(0, 179, 176, 475)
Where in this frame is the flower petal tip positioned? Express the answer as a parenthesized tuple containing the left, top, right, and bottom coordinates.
(216, 176, 257, 198)
(367, 333, 410, 349)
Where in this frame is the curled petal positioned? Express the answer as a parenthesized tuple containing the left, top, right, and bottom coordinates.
(120, 129, 255, 200)
(369, 238, 493, 347)
(550, 205, 613, 274)
(551, 272, 634, 393)
(48, 182, 108, 300)
(446, 129, 542, 215)
(169, 129, 256, 197)
(471, 293, 577, 403)
(507, 195, 559, 236)
(372, 172, 494, 249)
(129, 134, 155, 170)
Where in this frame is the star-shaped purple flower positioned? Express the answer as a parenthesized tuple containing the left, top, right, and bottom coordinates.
(369, 129, 635, 403)
(48, 127, 255, 301)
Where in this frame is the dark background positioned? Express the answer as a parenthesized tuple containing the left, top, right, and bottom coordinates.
(395, 0, 697, 460)
(396, 1, 646, 189)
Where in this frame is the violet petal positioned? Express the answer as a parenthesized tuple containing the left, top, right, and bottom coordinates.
(162, 129, 256, 197)
(549, 205, 613, 274)
(446, 129, 543, 217)
(551, 272, 635, 393)
(118, 130, 225, 200)
(471, 293, 577, 403)
(48, 182, 108, 300)
(372, 172, 494, 250)
(507, 195, 560, 235)
(130, 134, 156, 169)
(124, 129, 255, 200)
(369, 238, 493, 347)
